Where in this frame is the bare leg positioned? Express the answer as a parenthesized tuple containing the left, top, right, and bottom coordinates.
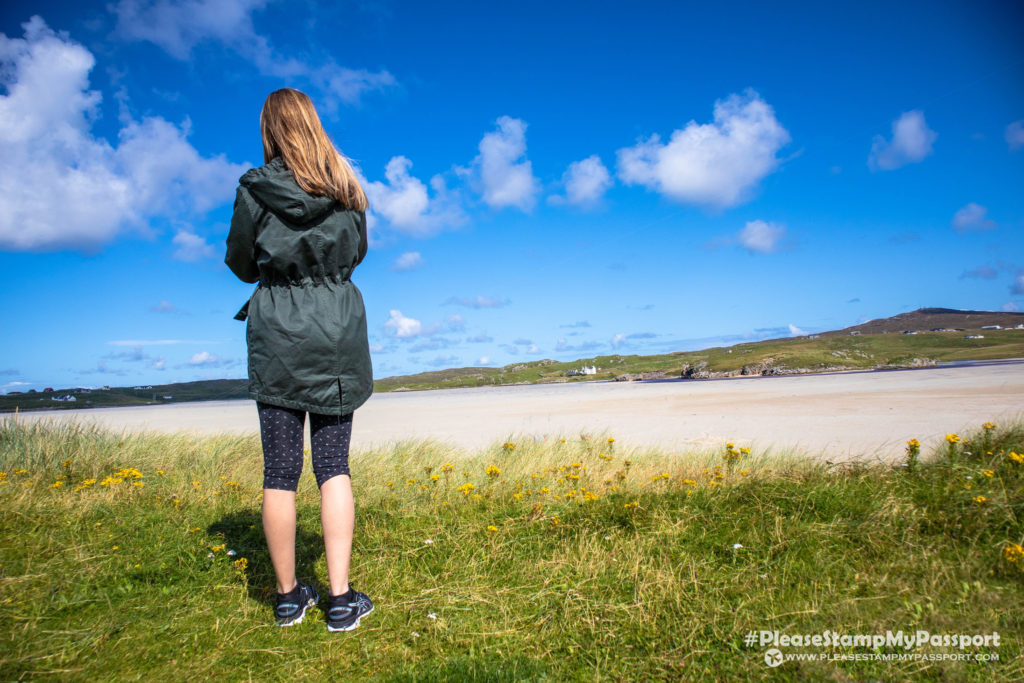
(262, 488, 298, 594)
(320, 474, 354, 596)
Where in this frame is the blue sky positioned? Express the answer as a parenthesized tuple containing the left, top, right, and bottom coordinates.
(1, 0, 1022, 391)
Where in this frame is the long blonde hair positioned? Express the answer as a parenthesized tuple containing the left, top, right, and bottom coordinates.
(260, 88, 369, 211)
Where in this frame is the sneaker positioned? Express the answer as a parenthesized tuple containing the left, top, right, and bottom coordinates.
(275, 582, 319, 626)
(326, 589, 374, 632)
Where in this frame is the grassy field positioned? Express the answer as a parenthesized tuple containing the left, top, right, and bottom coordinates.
(1, 418, 1022, 680)
(373, 329, 1024, 392)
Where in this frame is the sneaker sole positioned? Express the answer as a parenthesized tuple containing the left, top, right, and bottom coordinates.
(327, 605, 374, 632)
(277, 595, 318, 627)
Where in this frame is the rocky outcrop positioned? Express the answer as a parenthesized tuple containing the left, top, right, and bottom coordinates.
(613, 371, 670, 382)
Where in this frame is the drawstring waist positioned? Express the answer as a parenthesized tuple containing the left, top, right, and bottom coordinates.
(233, 273, 351, 321)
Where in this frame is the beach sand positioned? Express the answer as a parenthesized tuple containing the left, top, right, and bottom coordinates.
(11, 361, 1024, 462)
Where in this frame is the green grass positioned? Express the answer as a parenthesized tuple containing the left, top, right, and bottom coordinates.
(1, 418, 1023, 680)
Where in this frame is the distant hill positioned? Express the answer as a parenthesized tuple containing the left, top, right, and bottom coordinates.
(825, 307, 1024, 336)
(3, 308, 1022, 412)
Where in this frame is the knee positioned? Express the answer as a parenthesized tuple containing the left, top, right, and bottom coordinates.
(313, 459, 350, 489)
(263, 461, 302, 492)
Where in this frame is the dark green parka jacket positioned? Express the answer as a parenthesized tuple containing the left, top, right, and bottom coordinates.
(224, 156, 373, 415)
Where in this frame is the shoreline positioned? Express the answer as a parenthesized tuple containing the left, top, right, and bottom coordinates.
(7, 360, 1023, 463)
(5, 357, 1021, 416)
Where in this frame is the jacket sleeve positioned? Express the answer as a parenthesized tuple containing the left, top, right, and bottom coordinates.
(225, 186, 260, 284)
(354, 210, 368, 267)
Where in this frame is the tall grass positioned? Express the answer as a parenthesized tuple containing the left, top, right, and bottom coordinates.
(1, 415, 1022, 680)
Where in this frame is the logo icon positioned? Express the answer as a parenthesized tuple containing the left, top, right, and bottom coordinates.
(764, 648, 784, 668)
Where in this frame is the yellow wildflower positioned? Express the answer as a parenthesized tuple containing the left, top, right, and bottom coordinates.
(233, 557, 248, 571)
(983, 421, 996, 431)
(485, 465, 501, 478)
(430, 474, 440, 482)
(50, 481, 63, 489)
(624, 501, 639, 509)
(982, 470, 994, 478)
(1008, 452, 1023, 464)
(441, 463, 454, 473)
(486, 525, 498, 533)
(456, 482, 476, 495)
(739, 469, 750, 477)
(211, 544, 226, 553)
(972, 496, 987, 504)
(471, 493, 483, 500)
(1003, 543, 1024, 563)
(945, 434, 961, 444)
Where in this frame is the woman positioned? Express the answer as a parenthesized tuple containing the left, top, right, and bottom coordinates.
(224, 88, 374, 632)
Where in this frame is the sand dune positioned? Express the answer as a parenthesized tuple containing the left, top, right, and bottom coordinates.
(11, 361, 1024, 462)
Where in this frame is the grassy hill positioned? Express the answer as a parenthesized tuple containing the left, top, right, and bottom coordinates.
(4, 308, 1023, 411)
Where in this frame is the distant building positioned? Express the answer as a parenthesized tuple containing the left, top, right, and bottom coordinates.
(981, 325, 1001, 330)
(43, 387, 53, 392)
(849, 331, 861, 336)
(162, 395, 173, 400)
(901, 330, 919, 335)
(101, 385, 111, 390)
(566, 366, 598, 377)
(965, 334, 984, 340)
(27, 389, 36, 393)
(1016, 324, 1024, 330)
(51, 395, 77, 402)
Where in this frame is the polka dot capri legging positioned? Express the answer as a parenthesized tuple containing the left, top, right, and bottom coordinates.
(256, 401, 354, 491)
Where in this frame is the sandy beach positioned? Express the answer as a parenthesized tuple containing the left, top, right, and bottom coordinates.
(10, 360, 1024, 462)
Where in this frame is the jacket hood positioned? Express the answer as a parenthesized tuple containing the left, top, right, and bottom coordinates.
(239, 156, 337, 223)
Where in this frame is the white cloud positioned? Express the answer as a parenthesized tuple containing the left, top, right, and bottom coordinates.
(526, 344, 540, 354)
(611, 333, 626, 348)
(468, 116, 539, 211)
(551, 155, 612, 207)
(788, 324, 807, 336)
(112, 0, 393, 109)
(1002, 302, 1020, 312)
(951, 203, 996, 233)
(150, 300, 177, 312)
(390, 251, 423, 272)
(150, 356, 166, 370)
(1006, 120, 1024, 151)
(477, 356, 491, 365)
(363, 157, 465, 237)
(383, 310, 426, 338)
(0, 17, 246, 251)
(616, 89, 790, 208)
(172, 230, 217, 261)
(188, 350, 221, 365)
(444, 295, 509, 309)
(737, 220, 785, 254)
(868, 110, 936, 171)
(382, 310, 463, 339)
(1013, 274, 1024, 296)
